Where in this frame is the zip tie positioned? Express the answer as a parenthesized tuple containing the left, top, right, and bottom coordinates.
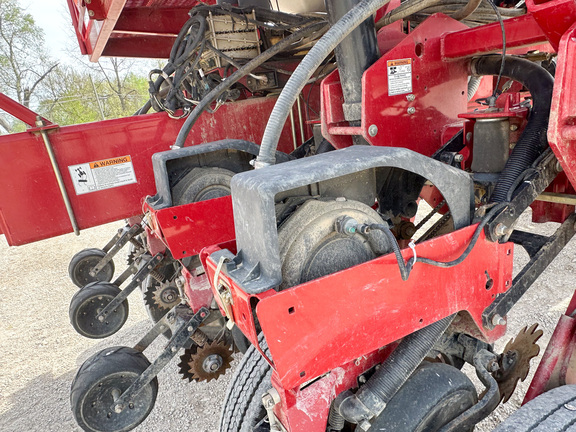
(408, 240, 417, 264)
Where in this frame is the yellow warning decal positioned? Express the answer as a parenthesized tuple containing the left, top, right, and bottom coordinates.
(387, 58, 412, 67)
(90, 156, 132, 169)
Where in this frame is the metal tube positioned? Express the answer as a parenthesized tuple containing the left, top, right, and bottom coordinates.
(296, 95, 306, 145)
(289, 105, 298, 150)
(36, 117, 80, 236)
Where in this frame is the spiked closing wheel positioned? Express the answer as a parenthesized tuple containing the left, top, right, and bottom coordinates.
(495, 323, 543, 403)
(144, 281, 180, 312)
(178, 340, 233, 383)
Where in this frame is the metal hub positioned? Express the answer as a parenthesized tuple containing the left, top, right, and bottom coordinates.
(178, 339, 233, 382)
(144, 281, 181, 312)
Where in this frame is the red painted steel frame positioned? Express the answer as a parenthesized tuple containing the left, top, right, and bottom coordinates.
(205, 225, 513, 390)
(0, 95, 299, 246)
(144, 196, 234, 260)
(548, 22, 576, 189)
(67, 0, 216, 61)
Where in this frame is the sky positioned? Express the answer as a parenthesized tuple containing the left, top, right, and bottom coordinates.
(23, 0, 79, 61)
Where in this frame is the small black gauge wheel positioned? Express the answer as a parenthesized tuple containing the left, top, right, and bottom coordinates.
(69, 248, 115, 288)
(71, 346, 158, 432)
(69, 282, 129, 339)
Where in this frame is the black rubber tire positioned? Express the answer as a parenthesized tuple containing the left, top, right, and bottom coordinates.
(367, 362, 477, 432)
(69, 282, 129, 339)
(71, 346, 158, 432)
(69, 248, 115, 288)
(494, 385, 576, 431)
(171, 167, 234, 205)
(220, 333, 272, 432)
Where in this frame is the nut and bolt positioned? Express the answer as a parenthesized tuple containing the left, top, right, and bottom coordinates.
(359, 420, 372, 431)
(406, 94, 416, 102)
(494, 223, 509, 237)
(368, 124, 378, 137)
(88, 9, 94, 16)
(203, 354, 223, 373)
(407, 107, 416, 115)
(114, 404, 124, 413)
(492, 314, 507, 326)
(262, 394, 276, 409)
(454, 154, 464, 163)
(510, 124, 519, 131)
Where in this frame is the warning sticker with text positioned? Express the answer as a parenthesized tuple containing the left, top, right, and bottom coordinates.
(68, 155, 137, 195)
(387, 58, 413, 96)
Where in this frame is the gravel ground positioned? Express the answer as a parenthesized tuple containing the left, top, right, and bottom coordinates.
(0, 209, 575, 432)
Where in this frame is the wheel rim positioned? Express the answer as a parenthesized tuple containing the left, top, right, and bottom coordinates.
(74, 293, 127, 338)
(73, 255, 114, 287)
(80, 372, 155, 432)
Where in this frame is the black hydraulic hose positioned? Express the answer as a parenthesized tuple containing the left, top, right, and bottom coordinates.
(172, 20, 328, 149)
(357, 202, 507, 281)
(254, 0, 392, 167)
(471, 55, 554, 203)
(338, 314, 456, 423)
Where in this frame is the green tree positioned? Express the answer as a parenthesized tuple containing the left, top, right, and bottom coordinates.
(0, 0, 58, 108)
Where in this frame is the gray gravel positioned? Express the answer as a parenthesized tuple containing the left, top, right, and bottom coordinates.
(0, 209, 574, 431)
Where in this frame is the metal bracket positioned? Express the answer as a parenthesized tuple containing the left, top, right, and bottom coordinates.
(262, 388, 287, 432)
(487, 150, 560, 242)
(483, 213, 576, 329)
(112, 306, 210, 412)
(96, 253, 164, 320)
(91, 224, 143, 276)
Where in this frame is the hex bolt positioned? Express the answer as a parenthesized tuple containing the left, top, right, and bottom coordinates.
(358, 420, 372, 431)
(492, 314, 507, 326)
(407, 107, 416, 115)
(494, 223, 508, 237)
(406, 94, 416, 102)
(88, 10, 94, 16)
(368, 124, 378, 137)
(510, 124, 519, 131)
(454, 154, 464, 163)
(171, 347, 177, 353)
(114, 404, 124, 414)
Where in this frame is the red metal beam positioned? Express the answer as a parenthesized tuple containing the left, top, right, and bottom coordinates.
(441, 14, 549, 60)
(114, 7, 191, 34)
(0, 93, 53, 127)
(102, 35, 176, 58)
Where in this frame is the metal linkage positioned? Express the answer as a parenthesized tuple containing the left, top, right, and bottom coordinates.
(96, 253, 164, 321)
(91, 224, 144, 276)
(112, 306, 210, 413)
(439, 349, 500, 432)
(483, 213, 576, 329)
(35, 117, 80, 236)
(486, 150, 560, 242)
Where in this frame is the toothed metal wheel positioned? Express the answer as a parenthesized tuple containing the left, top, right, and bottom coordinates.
(69, 282, 129, 339)
(178, 340, 233, 383)
(494, 323, 543, 403)
(71, 346, 157, 432)
(144, 281, 180, 313)
(69, 248, 115, 288)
